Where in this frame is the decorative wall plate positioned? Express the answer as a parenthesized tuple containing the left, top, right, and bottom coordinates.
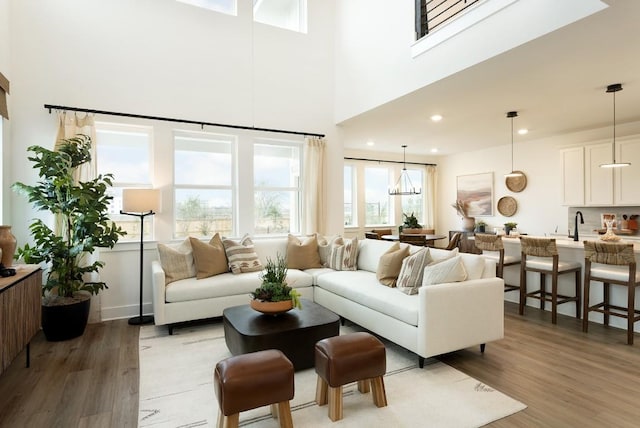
(497, 196, 517, 217)
(505, 171, 527, 193)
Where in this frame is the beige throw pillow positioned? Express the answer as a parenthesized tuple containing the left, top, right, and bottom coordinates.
(189, 233, 228, 279)
(157, 238, 196, 285)
(222, 234, 263, 274)
(328, 237, 359, 271)
(421, 255, 468, 286)
(287, 234, 322, 270)
(396, 248, 433, 295)
(317, 234, 343, 267)
(376, 242, 410, 287)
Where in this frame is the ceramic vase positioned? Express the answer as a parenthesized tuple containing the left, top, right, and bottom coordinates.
(461, 217, 475, 232)
(0, 225, 17, 267)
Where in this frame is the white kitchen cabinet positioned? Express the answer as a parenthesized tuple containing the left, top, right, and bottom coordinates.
(560, 147, 584, 206)
(614, 138, 640, 205)
(585, 142, 614, 205)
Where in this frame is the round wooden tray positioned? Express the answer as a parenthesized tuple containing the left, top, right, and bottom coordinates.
(497, 196, 517, 217)
(505, 171, 527, 193)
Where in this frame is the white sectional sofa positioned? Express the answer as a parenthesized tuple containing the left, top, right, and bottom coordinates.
(151, 236, 504, 365)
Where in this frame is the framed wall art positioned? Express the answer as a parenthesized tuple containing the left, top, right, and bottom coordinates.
(456, 172, 494, 217)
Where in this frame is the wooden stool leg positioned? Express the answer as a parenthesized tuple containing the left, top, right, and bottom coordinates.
(519, 262, 526, 315)
(277, 401, 293, 428)
(604, 283, 610, 326)
(583, 270, 591, 333)
(217, 409, 224, 428)
(328, 385, 343, 421)
(628, 284, 635, 345)
(540, 273, 547, 311)
(315, 376, 328, 405)
(575, 269, 582, 319)
(371, 376, 387, 407)
(270, 403, 278, 419)
(357, 379, 370, 393)
(551, 272, 558, 324)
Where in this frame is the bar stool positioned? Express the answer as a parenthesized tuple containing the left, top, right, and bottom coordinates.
(474, 233, 521, 293)
(519, 236, 581, 324)
(583, 240, 640, 345)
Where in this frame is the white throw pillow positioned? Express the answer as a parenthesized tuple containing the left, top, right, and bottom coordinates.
(460, 253, 486, 280)
(222, 234, 263, 274)
(396, 248, 434, 295)
(157, 238, 196, 285)
(316, 234, 343, 267)
(328, 237, 358, 271)
(421, 255, 468, 286)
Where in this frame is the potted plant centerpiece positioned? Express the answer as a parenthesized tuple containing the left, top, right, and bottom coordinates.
(12, 135, 126, 341)
(451, 200, 475, 232)
(250, 253, 302, 315)
(402, 212, 423, 234)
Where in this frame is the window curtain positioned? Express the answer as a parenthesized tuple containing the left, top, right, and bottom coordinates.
(0, 71, 9, 119)
(423, 165, 437, 229)
(303, 137, 326, 235)
(54, 111, 101, 323)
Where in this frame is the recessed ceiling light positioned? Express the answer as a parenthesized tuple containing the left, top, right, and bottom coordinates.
(430, 148, 439, 153)
(430, 114, 443, 122)
(518, 128, 528, 135)
(366, 140, 375, 146)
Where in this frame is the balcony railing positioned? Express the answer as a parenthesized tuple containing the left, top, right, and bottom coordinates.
(416, 0, 483, 39)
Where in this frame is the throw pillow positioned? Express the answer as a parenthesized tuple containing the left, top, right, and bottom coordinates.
(376, 242, 410, 287)
(317, 234, 343, 267)
(189, 233, 228, 279)
(157, 238, 196, 285)
(421, 255, 468, 286)
(396, 248, 434, 295)
(287, 234, 322, 269)
(328, 237, 359, 271)
(222, 234, 263, 274)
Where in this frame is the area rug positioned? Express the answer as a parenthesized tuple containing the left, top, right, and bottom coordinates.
(138, 321, 525, 427)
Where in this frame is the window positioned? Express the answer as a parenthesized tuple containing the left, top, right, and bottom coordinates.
(254, 140, 301, 235)
(96, 123, 153, 242)
(401, 168, 424, 224)
(174, 132, 235, 238)
(344, 165, 355, 227)
(253, 0, 307, 33)
(364, 167, 391, 226)
(176, 0, 236, 15)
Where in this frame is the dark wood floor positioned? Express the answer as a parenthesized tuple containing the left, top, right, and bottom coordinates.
(0, 302, 639, 427)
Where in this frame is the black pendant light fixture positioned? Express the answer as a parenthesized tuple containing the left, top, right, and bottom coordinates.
(505, 111, 523, 178)
(389, 145, 421, 195)
(600, 83, 631, 168)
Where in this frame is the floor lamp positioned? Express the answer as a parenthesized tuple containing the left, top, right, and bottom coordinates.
(121, 188, 162, 326)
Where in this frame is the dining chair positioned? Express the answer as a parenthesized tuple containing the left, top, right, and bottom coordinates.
(364, 232, 381, 240)
(445, 232, 462, 251)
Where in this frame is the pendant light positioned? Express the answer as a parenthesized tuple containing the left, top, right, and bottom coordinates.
(389, 145, 421, 195)
(600, 83, 631, 168)
(504, 111, 523, 178)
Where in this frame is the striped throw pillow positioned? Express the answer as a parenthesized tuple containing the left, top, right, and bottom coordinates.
(328, 237, 359, 271)
(222, 234, 263, 274)
(396, 248, 433, 295)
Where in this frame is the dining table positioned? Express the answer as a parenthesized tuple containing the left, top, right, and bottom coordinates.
(381, 234, 447, 242)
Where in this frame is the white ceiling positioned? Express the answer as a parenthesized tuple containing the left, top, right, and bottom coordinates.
(338, 0, 640, 158)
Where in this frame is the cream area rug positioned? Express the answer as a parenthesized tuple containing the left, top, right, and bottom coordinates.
(139, 321, 525, 427)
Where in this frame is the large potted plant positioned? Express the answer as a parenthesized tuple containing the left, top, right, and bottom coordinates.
(12, 135, 126, 341)
(250, 253, 302, 315)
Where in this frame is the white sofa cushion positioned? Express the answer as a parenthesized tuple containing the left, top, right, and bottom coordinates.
(316, 270, 419, 326)
(422, 255, 468, 286)
(165, 269, 313, 303)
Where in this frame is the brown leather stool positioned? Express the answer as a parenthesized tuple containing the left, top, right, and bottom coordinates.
(214, 349, 294, 428)
(314, 332, 387, 421)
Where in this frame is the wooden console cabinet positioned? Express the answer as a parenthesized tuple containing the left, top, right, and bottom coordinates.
(0, 265, 41, 375)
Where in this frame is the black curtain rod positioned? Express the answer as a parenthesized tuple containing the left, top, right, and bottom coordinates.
(44, 104, 325, 138)
(344, 156, 436, 167)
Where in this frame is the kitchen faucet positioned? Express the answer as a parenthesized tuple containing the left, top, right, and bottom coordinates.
(573, 211, 584, 241)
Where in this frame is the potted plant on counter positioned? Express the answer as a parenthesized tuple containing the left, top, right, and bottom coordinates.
(250, 253, 302, 315)
(12, 135, 126, 341)
(504, 222, 518, 236)
(475, 220, 487, 233)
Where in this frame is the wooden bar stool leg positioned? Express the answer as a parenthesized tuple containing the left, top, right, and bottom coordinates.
(371, 376, 387, 407)
(551, 272, 558, 324)
(277, 401, 293, 428)
(583, 269, 591, 333)
(315, 376, 328, 405)
(604, 283, 610, 326)
(519, 261, 527, 315)
(328, 385, 343, 421)
(219, 413, 239, 428)
(357, 379, 370, 394)
(575, 269, 582, 319)
(539, 273, 546, 310)
(628, 284, 635, 345)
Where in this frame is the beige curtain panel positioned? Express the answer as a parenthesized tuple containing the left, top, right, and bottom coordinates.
(303, 136, 326, 235)
(0, 71, 9, 119)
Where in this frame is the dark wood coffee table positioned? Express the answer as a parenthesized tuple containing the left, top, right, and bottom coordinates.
(223, 299, 340, 370)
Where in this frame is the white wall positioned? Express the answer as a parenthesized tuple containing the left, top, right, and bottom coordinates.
(0, 0, 10, 224)
(7, 0, 342, 320)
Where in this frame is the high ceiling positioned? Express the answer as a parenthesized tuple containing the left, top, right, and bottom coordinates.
(338, 0, 640, 157)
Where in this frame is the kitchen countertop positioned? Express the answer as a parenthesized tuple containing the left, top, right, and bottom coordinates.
(500, 234, 640, 253)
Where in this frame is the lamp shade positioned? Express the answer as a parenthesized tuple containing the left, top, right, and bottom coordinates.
(122, 189, 162, 213)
